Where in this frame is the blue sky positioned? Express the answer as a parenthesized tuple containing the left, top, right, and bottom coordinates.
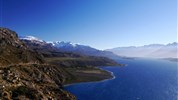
(0, 0, 177, 50)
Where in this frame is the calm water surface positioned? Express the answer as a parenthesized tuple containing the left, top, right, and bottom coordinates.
(65, 58, 178, 100)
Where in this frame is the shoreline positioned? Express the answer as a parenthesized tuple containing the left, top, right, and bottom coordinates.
(64, 67, 116, 87)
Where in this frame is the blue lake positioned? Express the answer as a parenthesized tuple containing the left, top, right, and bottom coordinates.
(65, 58, 178, 100)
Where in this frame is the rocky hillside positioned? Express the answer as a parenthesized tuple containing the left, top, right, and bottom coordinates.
(0, 64, 75, 99)
(0, 28, 76, 100)
(0, 28, 44, 66)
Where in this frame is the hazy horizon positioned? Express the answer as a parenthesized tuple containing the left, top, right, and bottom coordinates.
(0, 0, 177, 49)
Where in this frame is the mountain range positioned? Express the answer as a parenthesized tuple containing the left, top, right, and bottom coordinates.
(20, 36, 120, 59)
(106, 43, 178, 58)
(20, 36, 177, 59)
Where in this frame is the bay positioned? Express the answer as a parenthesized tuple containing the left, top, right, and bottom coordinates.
(65, 58, 178, 100)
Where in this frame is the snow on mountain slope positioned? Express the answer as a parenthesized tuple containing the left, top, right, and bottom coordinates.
(47, 41, 101, 53)
(19, 36, 119, 59)
(20, 36, 44, 42)
(47, 41, 79, 48)
(48, 41, 120, 59)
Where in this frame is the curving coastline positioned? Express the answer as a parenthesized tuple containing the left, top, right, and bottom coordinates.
(64, 67, 116, 87)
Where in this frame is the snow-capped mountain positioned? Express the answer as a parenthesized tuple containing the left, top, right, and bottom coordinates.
(47, 41, 119, 59)
(20, 36, 44, 42)
(20, 36, 119, 59)
(47, 41, 80, 48)
(106, 42, 178, 58)
(20, 36, 55, 51)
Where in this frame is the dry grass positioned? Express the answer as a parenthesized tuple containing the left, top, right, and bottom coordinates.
(76, 70, 102, 74)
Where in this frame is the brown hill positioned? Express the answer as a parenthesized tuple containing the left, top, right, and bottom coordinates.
(0, 28, 44, 66)
(0, 64, 75, 99)
(0, 28, 75, 100)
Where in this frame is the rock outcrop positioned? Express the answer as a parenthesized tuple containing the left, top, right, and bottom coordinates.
(0, 28, 44, 66)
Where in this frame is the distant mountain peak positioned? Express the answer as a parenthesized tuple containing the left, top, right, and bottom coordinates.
(106, 42, 178, 58)
(20, 36, 44, 42)
(166, 42, 178, 46)
(47, 41, 81, 48)
(143, 44, 164, 47)
(46, 41, 119, 59)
